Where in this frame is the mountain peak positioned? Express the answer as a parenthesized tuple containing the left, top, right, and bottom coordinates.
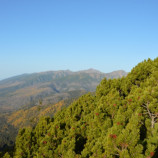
(79, 68, 103, 74)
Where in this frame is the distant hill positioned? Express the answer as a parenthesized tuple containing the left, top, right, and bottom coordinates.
(0, 69, 127, 112)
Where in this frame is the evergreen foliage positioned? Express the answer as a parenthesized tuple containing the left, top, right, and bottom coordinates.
(5, 58, 158, 157)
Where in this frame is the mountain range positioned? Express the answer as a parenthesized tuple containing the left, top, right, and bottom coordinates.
(0, 69, 127, 112)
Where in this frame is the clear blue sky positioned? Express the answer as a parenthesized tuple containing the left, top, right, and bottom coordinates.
(0, 0, 158, 80)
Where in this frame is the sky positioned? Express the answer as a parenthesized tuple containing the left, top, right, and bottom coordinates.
(0, 0, 158, 80)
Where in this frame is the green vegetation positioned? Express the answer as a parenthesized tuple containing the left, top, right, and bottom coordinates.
(0, 115, 17, 153)
(3, 58, 158, 157)
(0, 91, 86, 152)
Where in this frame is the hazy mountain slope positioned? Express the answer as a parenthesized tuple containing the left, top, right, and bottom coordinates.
(6, 90, 87, 129)
(0, 69, 127, 112)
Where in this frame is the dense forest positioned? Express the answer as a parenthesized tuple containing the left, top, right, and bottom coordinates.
(2, 58, 158, 158)
(0, 91, 86, 153)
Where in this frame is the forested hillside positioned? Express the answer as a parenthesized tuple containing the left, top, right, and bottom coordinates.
(3, 58, 158, 157)
(0, 90, 86, 153)
(0, 114, 17, 153)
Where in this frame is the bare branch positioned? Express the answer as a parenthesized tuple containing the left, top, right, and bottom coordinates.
(142, 103, 152, 119)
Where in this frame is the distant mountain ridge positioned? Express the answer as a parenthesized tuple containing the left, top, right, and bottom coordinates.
(0, 69, 126, 83)
(0, 69, 127, 112)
